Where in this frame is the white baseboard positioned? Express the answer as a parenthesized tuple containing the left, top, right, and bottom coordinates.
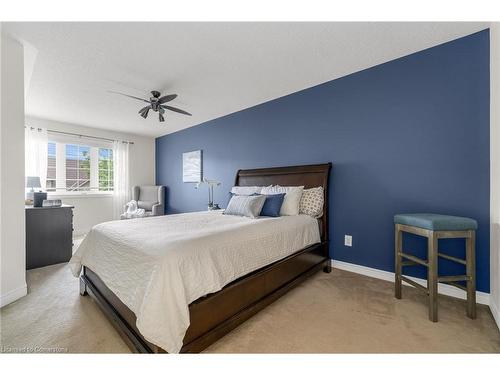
(490, 298, 500, 330)
(332, 260, 491, 306)
(0, 284, 27, 308)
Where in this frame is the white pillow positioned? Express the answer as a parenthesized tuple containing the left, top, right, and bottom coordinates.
(260, 185, 304, 216)
(230, 186, 263, 195)
(299, 187, 324, 218)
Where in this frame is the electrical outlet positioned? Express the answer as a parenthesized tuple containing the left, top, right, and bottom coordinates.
(344, 235, 353, 247)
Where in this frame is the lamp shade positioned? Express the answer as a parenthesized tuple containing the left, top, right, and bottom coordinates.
(26, 176, 41, 189)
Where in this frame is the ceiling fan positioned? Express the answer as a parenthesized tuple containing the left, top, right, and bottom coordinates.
(109, 90, 192, 122)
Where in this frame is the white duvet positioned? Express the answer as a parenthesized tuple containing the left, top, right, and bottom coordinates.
(69, 211, 320, 353)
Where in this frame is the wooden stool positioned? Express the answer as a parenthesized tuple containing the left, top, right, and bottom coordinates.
(394, 213, 477, 322)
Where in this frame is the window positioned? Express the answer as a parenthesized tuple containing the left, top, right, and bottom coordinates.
(98, 148, 113, 192)
(46, 139, 114, 195)
(65, 144, 91, 192)
(46, 142, 57, 191)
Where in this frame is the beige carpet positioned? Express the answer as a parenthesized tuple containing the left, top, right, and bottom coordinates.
(1, 263, 499, 353)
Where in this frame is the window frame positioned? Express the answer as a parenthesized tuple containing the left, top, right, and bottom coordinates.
(46, 136, 114, 198)
(64, 143, 92, 193)
(98, 147, 114, 192)
(46, 141, 57, 192)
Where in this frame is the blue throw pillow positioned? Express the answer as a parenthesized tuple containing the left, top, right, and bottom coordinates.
(260, 193, 285, 217)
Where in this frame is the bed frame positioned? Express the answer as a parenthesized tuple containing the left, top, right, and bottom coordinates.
(79, 163, 332, 353)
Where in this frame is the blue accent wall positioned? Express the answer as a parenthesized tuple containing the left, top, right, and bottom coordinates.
(156, 30, 490, 292)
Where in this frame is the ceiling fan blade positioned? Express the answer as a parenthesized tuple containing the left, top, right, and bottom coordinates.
(108, 90, 150, 103)
(161, 105, 192, 116)
(159, 113, 165, 122)
(139, 106, 150, 118)
(158, 94, 177, 104)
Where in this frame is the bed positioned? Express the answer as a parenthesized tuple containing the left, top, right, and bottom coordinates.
(75, 163, 332, 353)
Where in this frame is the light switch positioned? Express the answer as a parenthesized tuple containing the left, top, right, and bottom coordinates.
(344, 235, 353, 247)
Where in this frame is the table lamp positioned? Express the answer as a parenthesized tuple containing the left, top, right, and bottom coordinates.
(195, 177, 221, 210)
(26, 176, 41, 201)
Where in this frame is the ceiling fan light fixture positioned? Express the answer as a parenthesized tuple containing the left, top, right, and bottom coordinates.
(110, 90, 190, 123)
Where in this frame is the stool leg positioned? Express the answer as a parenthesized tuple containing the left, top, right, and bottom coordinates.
(428, 232, 438, 322)
(466, 230, 477, 319)
(395, 224, 403, 299)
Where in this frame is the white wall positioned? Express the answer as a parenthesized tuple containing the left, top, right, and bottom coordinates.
(490, 23, 500, 329)
(26, 116, 156, 236)
(0, 34, 27, 307)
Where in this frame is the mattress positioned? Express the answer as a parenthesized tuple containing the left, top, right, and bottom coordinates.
(69, 210, 320, 353)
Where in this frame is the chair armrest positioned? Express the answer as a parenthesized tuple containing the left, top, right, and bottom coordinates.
(157, 186, 166, 206)
(151, 203, 164, 216)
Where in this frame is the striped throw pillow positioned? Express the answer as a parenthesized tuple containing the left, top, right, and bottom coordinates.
(224, 195, 266, 218)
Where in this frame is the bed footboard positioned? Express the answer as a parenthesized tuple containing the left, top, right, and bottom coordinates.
(80, 241, 329, 353)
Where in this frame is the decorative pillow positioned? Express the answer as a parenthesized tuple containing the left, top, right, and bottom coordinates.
(299, 187, 324, 218)
(224, 195, 266, 218)
(230, 186, 263, 195)
(260, 185, 304, 216)
(259, 193, 285, 217)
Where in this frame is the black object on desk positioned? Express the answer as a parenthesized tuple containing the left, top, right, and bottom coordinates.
(33, 191, 47, 207)
(25, 204, 74, 270)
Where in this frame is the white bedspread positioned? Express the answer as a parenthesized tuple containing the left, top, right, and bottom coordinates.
(69, 211, 320, 353)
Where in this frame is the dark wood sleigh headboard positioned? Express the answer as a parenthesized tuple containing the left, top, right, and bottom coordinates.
(235, 163, 332, 243)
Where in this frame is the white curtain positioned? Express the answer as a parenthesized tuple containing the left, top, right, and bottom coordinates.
(112, 140, 130, 220)
(25, 127, 48, 188)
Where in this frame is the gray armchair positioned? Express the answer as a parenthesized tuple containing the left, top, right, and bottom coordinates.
(133, 185, 166, 216)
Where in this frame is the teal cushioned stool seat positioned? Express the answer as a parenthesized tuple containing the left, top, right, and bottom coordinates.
(394, 212, 477, 322)
(394, 213, 477, 231)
